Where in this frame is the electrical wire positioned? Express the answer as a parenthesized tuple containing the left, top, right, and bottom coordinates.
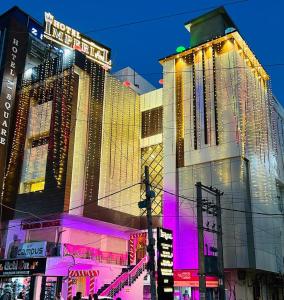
(0, 182, 141, 232)
(152, 185, 284, 216)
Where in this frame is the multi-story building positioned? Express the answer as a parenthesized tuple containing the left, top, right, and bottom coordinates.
(0, 6, 148, 300)
(159, 7, 284, 299)
(0, 5, 284, 300)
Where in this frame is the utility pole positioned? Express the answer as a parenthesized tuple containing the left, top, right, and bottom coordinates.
(196, 182, 206, 300)
(196, 182, 225, 300)
(216, 190, 225, 300)
(139, 166, 157, 300)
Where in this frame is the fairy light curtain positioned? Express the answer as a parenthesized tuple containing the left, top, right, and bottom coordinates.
(4, 49, 76, 198)
(172, 36, 284, 270)
(83, 60, 106, 209)
(98, 74, 141, 216)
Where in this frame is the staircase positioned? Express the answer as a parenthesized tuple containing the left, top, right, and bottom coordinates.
(98, 256, 147, 298)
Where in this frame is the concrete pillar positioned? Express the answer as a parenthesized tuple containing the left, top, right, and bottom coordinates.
(33, 276, 42, 300)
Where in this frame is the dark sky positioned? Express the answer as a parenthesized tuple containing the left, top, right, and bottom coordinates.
(1, 0, 283, 104)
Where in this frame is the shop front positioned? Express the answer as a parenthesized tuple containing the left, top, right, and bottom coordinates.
(174, 270, 219, 300)
(0, 257, 46, 299)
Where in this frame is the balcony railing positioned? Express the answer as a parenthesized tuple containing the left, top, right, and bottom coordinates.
(63, 243, 128, 266)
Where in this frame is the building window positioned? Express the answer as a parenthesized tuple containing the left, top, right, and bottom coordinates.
(141, 106, 163, 138)
(31, 136, 49, 148)
(141, 143, 163, 216)
(30, 181, 45, 192)
(23, 180, 45, 193)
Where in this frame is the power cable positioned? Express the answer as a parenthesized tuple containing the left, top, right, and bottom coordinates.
(84, 0, 248, 33)
(0, 182, 141, 232)
(3, 0, 249, 36)
(153, 185, 284, 217)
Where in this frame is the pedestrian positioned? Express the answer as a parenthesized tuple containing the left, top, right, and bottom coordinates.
(0, 285, 13, 300)
(93, 294, 98, 300)
(17, 292, 24, 299)
(183, 290, 190, 300)
(55, 292, 64, 300)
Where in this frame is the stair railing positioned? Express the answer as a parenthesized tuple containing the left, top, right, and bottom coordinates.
(129, 255, 147, 284)
(100, 256, 148, 298)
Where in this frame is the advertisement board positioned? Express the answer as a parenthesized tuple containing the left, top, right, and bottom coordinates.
(174, 270, 219, 288)
(157, 227, 174, 300)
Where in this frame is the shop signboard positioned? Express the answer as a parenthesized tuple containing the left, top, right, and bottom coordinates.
(0, 258, 46, 276)
(157, 227, 174, 300)
(16, 242, 47, 258)
(174, 270, 219, 288)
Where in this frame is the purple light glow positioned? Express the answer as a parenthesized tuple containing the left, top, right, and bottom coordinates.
(163, 190, 213, 270)
(61, 213, 133, 239)
(163, 191, 179, 268)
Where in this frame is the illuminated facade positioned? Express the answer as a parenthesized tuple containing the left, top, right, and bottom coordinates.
(160, 7, 284, 299)
(0, 8, 144, 228)
(0, 5, 284, 300)
(0, 6, 149, 300)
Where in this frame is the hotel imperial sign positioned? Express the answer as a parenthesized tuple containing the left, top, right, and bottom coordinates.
(44, 12, 112, 69)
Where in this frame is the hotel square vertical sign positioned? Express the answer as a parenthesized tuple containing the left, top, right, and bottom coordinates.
(0, 18, 27, 190)
(157, 227, 174, 300)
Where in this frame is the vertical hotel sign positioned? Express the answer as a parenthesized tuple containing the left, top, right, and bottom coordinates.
(43, 12, 112, 69)
(0, 36, 20, 146)
(0, 19, 27, 196)
(157, 227, 174, 300)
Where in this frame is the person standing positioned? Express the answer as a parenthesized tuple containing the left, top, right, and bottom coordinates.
(55, 292, 64, 300)
(0, 286, 13, 300)
(73, 291, 82, 300)
(183, 290, 190, 300)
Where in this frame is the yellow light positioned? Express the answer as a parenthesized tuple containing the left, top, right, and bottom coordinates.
(30, 181, 45, 192)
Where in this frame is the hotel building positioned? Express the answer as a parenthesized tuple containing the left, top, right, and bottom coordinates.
(0, 5, 283, 300)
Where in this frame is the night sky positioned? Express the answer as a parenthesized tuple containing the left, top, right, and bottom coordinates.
(1, 0, 283, 104)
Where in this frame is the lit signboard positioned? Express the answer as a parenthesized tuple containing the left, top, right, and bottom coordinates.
(0, 35, 20, 146)
(157, 227, 174, 300)
(28, 19, 44, 40)
(0, 258, 46, 276)
(0, 18, 28, 200)
(43, 12, 111, 69)
(16, 242, 47, 258)
(174, 270, 219, 288)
